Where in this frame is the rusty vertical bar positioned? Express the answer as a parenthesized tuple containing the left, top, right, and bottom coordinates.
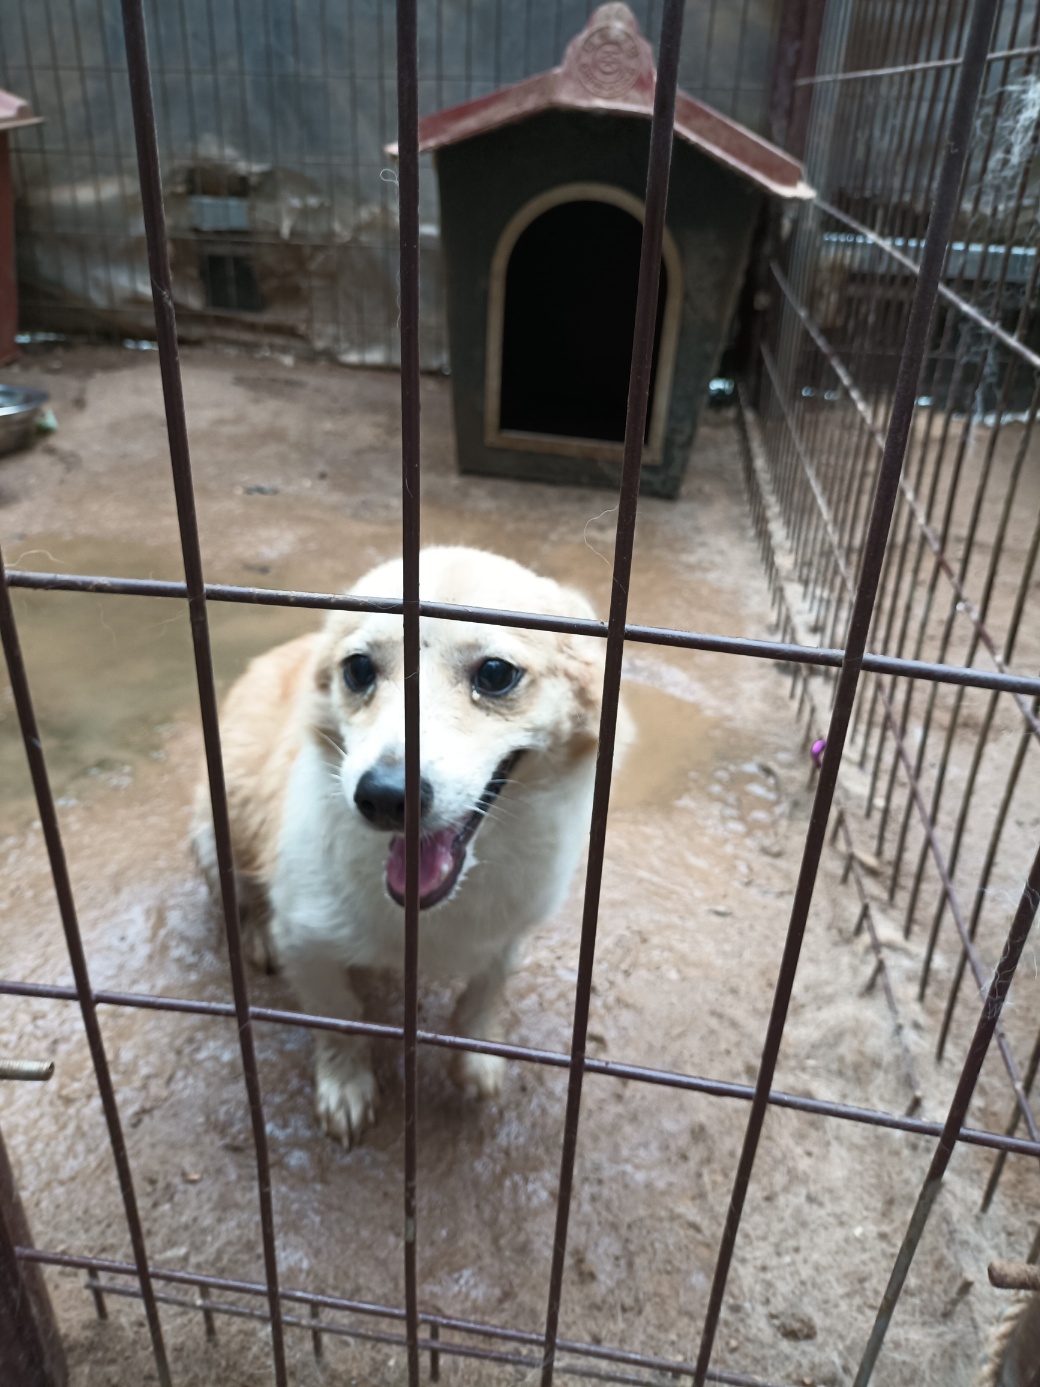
(0, 1124, 66, 1387)
(749, 0, 825, 403)
(116, 2, 286, 1382)
(396, 0, 422, 1382)
(692, 0, 999, 1379)
(0, 553, 169, 1384)
(85, 1272, 107, 1321)
(0, 132, 20, 366)
(429, 1319, 440, 1381)
(538, 2, 685, 1383)
(198, 1284, 216, 1342)
(853, 836, 1040, 1384)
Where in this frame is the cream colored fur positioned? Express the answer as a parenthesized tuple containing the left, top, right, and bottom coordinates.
(191, 547, 627, 1147)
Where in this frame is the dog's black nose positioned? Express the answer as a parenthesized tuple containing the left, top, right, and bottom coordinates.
(354, 765, 433, 830)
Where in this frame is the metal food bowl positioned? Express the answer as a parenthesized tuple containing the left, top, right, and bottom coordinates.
(0, 384, 50, 457)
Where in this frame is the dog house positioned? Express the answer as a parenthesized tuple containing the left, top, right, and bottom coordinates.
(414, 4, 811, 498)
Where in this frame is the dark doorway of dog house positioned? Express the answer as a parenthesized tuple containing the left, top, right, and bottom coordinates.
(2, 0, 1040, 1385)
(498, 199, 667, 445)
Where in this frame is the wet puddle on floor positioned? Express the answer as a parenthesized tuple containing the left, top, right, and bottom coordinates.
(0, 534, 316, 834)
(0, 532, 762, 838)
(612, 655, 794, 846)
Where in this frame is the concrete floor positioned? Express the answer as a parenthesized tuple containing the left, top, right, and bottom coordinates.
(0, 344, 1033, 1387)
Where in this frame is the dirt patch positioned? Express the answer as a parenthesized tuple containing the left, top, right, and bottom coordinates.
(0, 346, 1034, 1386)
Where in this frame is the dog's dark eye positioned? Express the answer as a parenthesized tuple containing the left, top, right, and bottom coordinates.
(473, 658, 522, 696)
(343, 653, 377, 693)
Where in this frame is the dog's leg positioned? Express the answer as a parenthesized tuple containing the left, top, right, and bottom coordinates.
(236, 879, 279, 974)
(282, 951, 378, 1147)
(449, 951, 515, 1100)
(191, 817, 278, 971)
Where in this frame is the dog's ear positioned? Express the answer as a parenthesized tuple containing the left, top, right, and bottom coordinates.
(546, 580, 605, 748)
(312, 640, 333, 695)
(552, 582, 635, 762)
(562, 632, 635, 765)
(302, 624, 342, 748)
(562, 630, 605, 745)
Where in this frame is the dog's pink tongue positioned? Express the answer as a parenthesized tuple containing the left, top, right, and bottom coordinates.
(386, 830, 457, 903)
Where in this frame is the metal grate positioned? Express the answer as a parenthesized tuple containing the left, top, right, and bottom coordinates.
(746, 0, 1040, 1372)
(753, 0, 1040, 1266)
(2, 0, 1040, 1385)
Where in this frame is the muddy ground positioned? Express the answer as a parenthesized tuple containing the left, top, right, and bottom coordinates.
(0, 346, 1036, 1387)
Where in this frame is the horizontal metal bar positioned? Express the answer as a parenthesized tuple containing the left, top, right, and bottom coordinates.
(815, 198, 1040, 374)
(795, 43, 1040, 85)
(821, 234, 1037, 288)
(2, 977, 1038, 1159)
(6, 568, 1040, 698)
(0, 1059, 54, 1082)
(14, 1249, 794, 1387)
(94, 1282, 782, 1387)
(988, 1260, 1040, 1292)
(87, 1282, 692, 1387)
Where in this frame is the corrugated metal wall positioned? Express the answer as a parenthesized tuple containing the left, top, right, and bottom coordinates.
(0, 0, 783, 367)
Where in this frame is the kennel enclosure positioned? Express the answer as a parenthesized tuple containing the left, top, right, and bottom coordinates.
(2, 0, 1040, 1384)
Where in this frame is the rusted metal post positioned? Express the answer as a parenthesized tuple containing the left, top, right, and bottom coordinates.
(767, 0, 827, 157)
(735, 0, 825, 401)
(0, 1124, 66, 1387)
(428, 1319, 440, 1381)
(0, 129, 17, 367)
(0, 91, 44, 367)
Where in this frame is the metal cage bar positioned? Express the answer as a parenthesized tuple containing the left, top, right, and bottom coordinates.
(13, 1245, 796, 1387)
(538, 2, 685, 1380)
(117, 0, 286, 1378)
(3, 975, 1040, 1158)
(6, 567, 1040, 698)
(396, 0, 423, 1381)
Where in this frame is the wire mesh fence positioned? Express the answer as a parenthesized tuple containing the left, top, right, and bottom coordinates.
(752, 0, 1040, 1269)
(1, 0, 1040, 1385)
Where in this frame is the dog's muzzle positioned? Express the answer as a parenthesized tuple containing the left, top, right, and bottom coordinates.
(384, 751, 522, 910)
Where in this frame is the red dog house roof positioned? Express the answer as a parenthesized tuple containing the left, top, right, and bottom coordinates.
(391, 3, 811, 202)
(0, 89, 43, 133)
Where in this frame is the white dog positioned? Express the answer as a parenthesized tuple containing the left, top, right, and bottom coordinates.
(192, 547, 625, 1146)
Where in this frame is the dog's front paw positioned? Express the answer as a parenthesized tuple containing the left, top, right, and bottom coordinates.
(315, 1053, 379, 1147)
(450, 1048, 505, 1101)
(242, 916, 279, 974)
